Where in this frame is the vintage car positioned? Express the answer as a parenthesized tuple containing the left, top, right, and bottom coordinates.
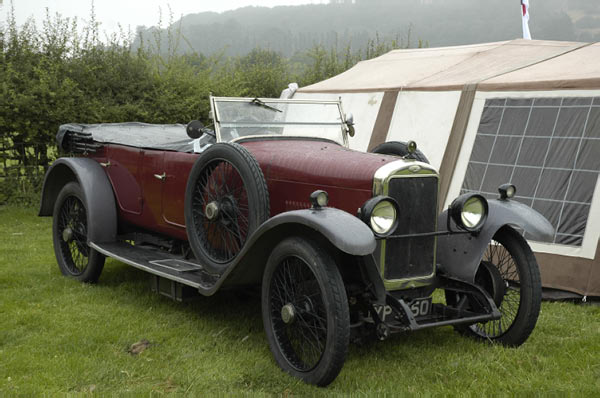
(39, 96, 554, 386)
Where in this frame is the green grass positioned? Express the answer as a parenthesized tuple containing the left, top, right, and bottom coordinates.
(1, 206, 599, 395)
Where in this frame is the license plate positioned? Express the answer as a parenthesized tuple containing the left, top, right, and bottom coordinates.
(368, 297, 433, 322)
(409, 297, 432, 317)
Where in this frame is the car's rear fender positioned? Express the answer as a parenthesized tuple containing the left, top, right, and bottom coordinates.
(436, 199, 554, 283)
(216, 207, 377, 289)
(38, 157, 117, 244)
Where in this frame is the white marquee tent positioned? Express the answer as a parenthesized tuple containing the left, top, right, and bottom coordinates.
(294, 39, 600, 297)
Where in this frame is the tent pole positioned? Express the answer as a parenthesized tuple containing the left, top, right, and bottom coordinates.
(438, 84, 477, 213)
(367, 90, 399, 151)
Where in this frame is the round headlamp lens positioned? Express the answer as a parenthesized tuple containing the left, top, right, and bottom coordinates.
(461, 196, 485, 229)
(309, 190, 329, 208)
(498, 183, 517, 200)
(506, 185, 516, 198)
(316, 191, 329, 207)
(370, 200, 397, 235)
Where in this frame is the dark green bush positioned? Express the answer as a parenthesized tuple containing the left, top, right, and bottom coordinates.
(0, 6, 414, 205)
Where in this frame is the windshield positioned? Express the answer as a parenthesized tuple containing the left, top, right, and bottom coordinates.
(212, 97, 348, 146)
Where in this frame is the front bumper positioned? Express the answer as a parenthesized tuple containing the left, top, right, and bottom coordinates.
(357, 274, 502, 337)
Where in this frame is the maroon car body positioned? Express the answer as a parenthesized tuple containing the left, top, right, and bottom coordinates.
(96, 140, 393, 239)
(39, 96, 554, 386)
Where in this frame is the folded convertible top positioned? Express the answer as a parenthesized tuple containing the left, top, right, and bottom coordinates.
(57, 122, 195, 153)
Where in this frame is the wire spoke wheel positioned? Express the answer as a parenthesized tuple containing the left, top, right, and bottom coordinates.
(270, 256, 328, 371)
(185, 143, 269, 270)
(57, 196, 90, 274)
(470, 240, 521, 338)
(446, 227, 541, 346)
(52, 182, 105, 282)
(262, 237, 349, 386)
(191, 158, 250, 263)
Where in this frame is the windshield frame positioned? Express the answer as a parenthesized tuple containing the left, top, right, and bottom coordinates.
(209, 96, 350, 147)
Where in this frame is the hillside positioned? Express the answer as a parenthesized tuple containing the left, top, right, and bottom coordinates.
(136, 0, 600, 56)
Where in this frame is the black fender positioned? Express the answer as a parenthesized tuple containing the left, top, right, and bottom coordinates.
(38, 157, 117, 244)
(258, 207, 377, 256)
(212, 207, 376, 290)
(436, 199, 554, 283)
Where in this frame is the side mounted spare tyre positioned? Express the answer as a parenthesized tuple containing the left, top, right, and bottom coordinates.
(184, 142, 270, 270)
(370, 141, 429, 163)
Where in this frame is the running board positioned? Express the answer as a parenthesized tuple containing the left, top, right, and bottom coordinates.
(90, 241, 220, 291)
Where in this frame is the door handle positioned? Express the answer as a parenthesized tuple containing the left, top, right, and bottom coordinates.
(154, 172, 166, 181)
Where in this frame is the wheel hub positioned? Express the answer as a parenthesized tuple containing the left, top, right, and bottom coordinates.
(205, 201, 220, 220)
(62, 227, 74, 242)
(281, 303, 296, 324)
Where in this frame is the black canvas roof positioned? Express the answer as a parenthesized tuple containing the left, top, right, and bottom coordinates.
(57, 122, 195, 152)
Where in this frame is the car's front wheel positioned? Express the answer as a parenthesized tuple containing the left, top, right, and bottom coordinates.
(446, 227, 541, 346)
(261, 237, 350, 386)
(52, 182, 105, 282)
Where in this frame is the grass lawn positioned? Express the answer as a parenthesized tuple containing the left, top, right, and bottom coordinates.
(1, 206, 599, 394)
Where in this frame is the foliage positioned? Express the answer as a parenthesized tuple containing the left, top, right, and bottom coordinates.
(0, 5, 415, 205)
(1, 206, 600, 394)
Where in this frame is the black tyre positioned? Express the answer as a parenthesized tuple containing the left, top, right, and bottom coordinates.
(52, 182, 105, 283)
(370, 141, 429, 163)
(184, 143, 269, 269)
(446, 227, 541, 346)
(262, 237, 350, 386)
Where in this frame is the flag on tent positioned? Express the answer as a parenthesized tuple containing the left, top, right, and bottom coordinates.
(521, 0, 532, 40)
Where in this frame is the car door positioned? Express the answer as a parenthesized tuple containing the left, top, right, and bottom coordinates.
(139, 149, 165, 225)
(161, 151, 197, 228)
(104, 145, 143, 215)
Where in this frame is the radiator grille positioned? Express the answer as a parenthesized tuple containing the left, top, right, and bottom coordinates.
(383, 176, 438, 281)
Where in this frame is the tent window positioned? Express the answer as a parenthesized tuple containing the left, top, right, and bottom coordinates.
(462, 97, 600, 247)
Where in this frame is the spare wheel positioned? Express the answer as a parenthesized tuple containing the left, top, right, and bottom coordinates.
(184, 142, 270, 270)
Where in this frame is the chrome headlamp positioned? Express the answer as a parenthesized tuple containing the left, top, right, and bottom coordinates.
(498, 183, 516, 200)
(449, 194, 488, 232)
(309, 190, 329, 208)
(360, 196, 399, 237)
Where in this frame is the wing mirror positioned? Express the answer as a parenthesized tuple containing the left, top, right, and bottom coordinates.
(345, 113, 355, 137)
(186, 120, 205, 139)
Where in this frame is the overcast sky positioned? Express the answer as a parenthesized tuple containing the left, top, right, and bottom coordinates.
(1, 1, 315, 33)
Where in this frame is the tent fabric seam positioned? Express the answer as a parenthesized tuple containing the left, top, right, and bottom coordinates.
(405, 41, 512, 89)
(476, 41, 594, 90)
(298, 40, 598, 93)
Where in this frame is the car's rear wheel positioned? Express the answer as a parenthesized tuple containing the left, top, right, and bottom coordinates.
(370, 141, 429, 163)
(262, 237, 350, 386)
(446, 227, 541, 346)
(184, 143, 269, 270)
(52, 182, 105, 282)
